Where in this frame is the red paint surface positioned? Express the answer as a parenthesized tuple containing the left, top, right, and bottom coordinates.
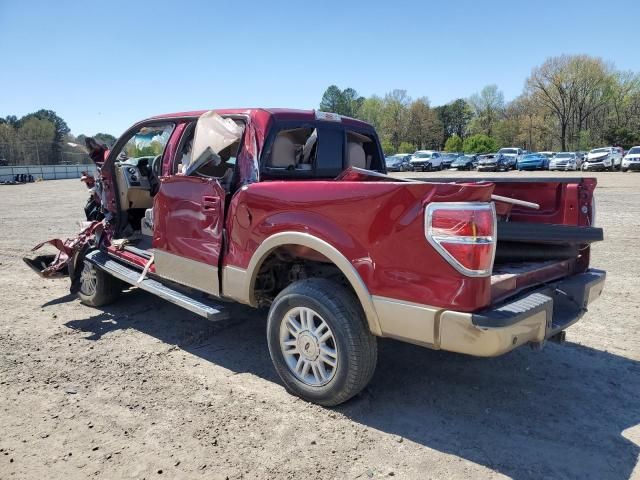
(224, 180, 496, 311)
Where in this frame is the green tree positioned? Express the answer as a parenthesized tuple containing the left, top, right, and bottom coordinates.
(94, 133, 117, 147)
(406, 98, 442, 150)
(357, 96, 384, 131)
(17, 117, 56, 165)
(468, 85, 504, 137)
(436, 99, 473, 141)
(526, 55, 613, 150)
(444, 134, 463, 152)
(381, 89, 411, 150)
(319, 85, 364, 117)
(341, 88, 365, 117)
(398, 141, 415, 153)
(463, 134, 497, 154)
(319, 85, 344, 113)
(380, 139, 395, 155)
(0, 123, 18, 164)
(19, 110, 70, 164)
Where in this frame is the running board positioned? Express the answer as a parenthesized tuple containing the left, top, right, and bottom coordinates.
(84, 250, 228, 321)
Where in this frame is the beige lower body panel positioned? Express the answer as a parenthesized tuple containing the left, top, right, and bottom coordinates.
(221, 265, 248, 304)
(374, 296, 548, 357)
(438, 310, 547, 357)
(373, 296, 441, 347)
(372, 269, 605, 357)
(154, 250, 219, 296)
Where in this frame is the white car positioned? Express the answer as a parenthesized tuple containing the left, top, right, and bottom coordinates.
(539, 151, 557, 159)
(497, 147, 523, 169)
(622, 146, 640, 172)
(583, 147, 623, 171)
(549, 152, 579, 171)
(410, 150, 443, 171)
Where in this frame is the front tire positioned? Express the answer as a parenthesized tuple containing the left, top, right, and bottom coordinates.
(77, 260, 122, 307)
(266, 278, 377, 406)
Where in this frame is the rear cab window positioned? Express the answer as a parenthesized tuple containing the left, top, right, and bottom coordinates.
(262, 120, 384, 179)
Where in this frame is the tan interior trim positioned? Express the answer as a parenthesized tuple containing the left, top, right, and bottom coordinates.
(154, 249, 219, 296)
(372, 296, 442, 347)
(229, 231, 383, 336)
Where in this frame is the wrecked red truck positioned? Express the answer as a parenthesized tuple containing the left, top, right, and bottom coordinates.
(25, 108, 606, 406)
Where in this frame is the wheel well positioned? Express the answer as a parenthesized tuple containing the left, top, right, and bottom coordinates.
(253, 245, 354, 307)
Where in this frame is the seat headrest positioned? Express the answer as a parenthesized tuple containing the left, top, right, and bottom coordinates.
(347, 142, 367, 169)
(271, 135, 297, 168)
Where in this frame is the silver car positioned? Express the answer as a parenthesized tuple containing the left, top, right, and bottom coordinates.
(549, 152, 578, 171)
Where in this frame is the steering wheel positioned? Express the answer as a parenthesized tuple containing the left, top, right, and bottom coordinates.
(148, 155, 162, 196)
(151, 155, 162, 177)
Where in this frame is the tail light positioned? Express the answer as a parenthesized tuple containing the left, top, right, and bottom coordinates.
(425, 202, 497, 277)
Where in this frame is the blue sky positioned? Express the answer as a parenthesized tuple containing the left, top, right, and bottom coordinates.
(1, 0, 638, 137)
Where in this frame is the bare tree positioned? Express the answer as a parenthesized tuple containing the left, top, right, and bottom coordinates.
(468, 85, 504, 137)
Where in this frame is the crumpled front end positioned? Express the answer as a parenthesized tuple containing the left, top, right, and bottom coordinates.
(23, 221, 110, 288)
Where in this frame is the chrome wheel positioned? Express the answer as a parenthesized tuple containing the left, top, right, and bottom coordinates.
(279, 306, 338, 386)
(80, 262, 97, 296)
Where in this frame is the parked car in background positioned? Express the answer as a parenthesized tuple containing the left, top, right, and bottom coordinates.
(549, 152, 579, 171)
(622, 146, 640, 172)
(450, 154, 478, 170)
(497, 147, 523, 169)
(517, 153, 549, 171)
(410, 150, 442, 171)
(477, 153, 509, 172)
(440, 152, 462, 169)
(583, 147, 623, 171)
(385, 153, 413, 172)
(538, 151, 556, 160)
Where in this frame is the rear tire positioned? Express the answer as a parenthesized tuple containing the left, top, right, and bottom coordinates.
(77, 260, 122, 307)
(266, 278, 377, 406)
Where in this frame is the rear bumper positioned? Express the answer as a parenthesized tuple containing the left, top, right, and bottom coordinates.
(375, 269, 606, 357)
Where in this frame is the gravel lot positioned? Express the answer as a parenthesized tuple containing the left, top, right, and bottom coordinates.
(1, 171, 639, 479)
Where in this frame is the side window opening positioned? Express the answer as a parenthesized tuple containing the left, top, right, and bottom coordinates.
(268, 127, 317, 171)
(110, 122, 175, 236)
(176, 116, 245, 192)
(345, 130, 381, 170)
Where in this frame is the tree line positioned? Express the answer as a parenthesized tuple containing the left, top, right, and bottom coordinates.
(319, 54, 640, 154)
(0, 110, 116, 166)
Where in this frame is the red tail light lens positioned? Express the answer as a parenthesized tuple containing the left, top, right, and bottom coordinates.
(425, 202, 496, 276)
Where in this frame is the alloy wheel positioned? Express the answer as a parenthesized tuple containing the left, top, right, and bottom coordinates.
(279, 306, 338, 386)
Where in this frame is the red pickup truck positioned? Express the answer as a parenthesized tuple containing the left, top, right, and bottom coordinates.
(26, 108, 606, 406)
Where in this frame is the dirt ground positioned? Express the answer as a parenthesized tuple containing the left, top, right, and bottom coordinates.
(1, 171, 639, 480)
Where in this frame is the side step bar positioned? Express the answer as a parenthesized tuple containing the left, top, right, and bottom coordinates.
(84, 250, 228, 321)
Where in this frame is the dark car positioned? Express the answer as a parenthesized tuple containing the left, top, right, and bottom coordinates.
(440, 152, 462, 169)
(385, 154, 413, 172)
(451, 154, 478, 170)
(477, 153, 509, 172)
(517, 153, 549, 171)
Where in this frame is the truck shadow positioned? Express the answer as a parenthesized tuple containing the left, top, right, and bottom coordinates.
(64, 289, 639, 480)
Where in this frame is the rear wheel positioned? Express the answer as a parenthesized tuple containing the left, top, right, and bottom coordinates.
(266, 278, 377, 406)
(77, 260, 122, 307)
